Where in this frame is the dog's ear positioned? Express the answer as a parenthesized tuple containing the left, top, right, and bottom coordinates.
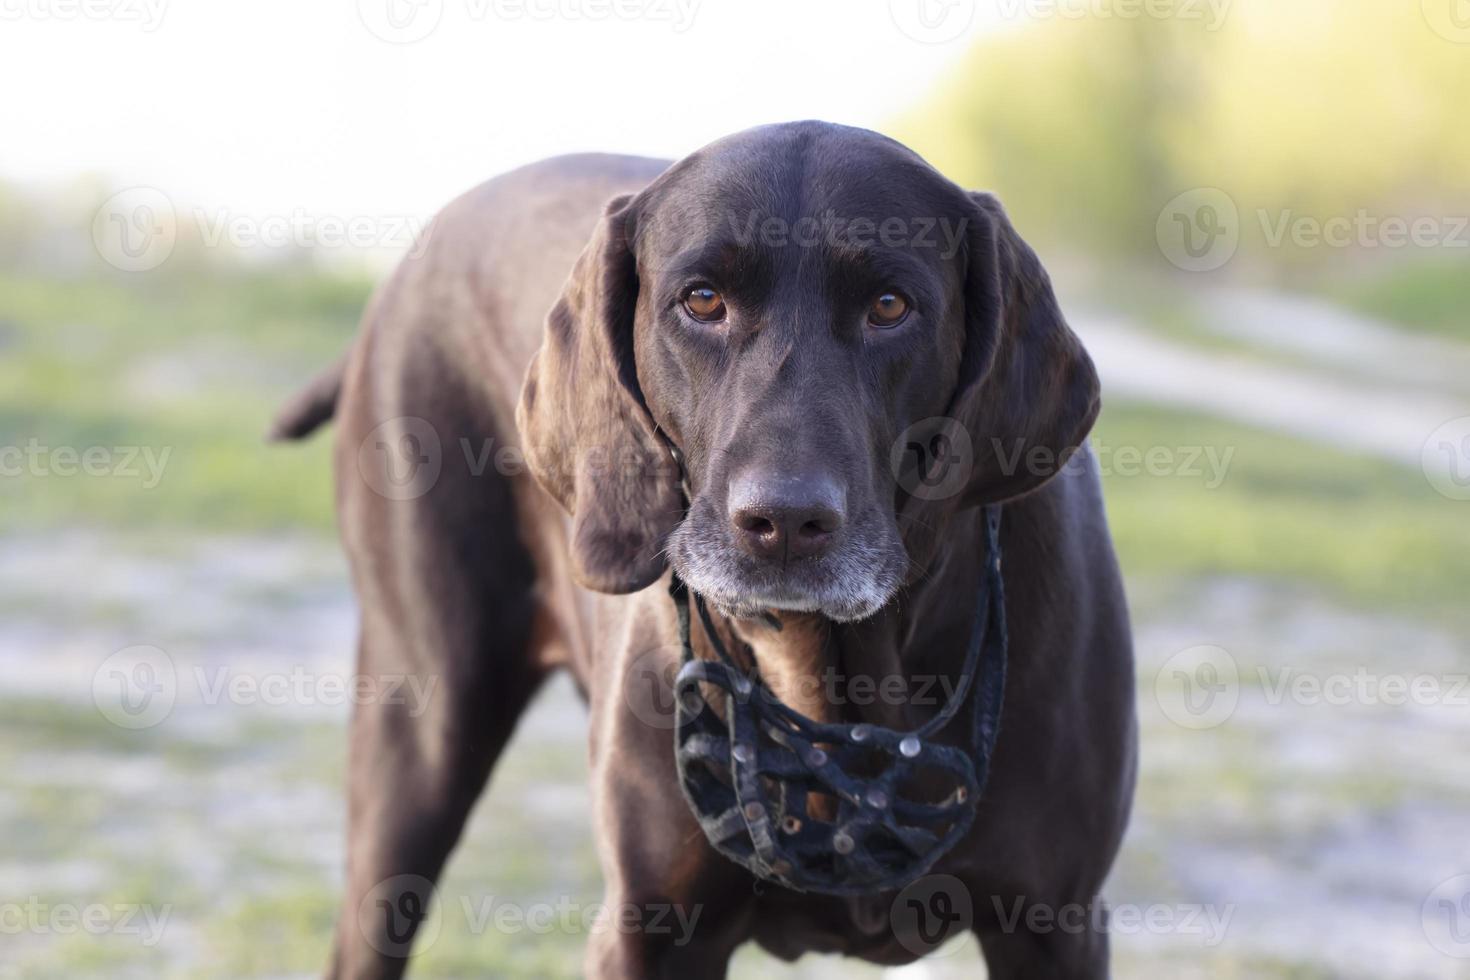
(949, 191, 1100, 505)
(516, 193, 682, 594)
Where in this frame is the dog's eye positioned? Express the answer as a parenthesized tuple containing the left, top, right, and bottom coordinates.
(867, 292, 909, 329)
(683, 286, 727, 322)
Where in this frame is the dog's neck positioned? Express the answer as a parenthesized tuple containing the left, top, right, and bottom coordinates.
(728, 612, 836, 725)
(716, 504, 988, 732)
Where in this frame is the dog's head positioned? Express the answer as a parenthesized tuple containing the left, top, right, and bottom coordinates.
(518, 122, 1098, 621)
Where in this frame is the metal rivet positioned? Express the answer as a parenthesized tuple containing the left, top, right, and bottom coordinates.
(899, 735, 921, 758)
(734, 676, 753, 697)
(781, 815, 802, 834)
(804, 748, 828, 768)
(743, 801, 766, 822)
(955, 787, 969, 804)
(732, 743, 754, 765)
(866, 789, 889, 809)
(833, 832, 855, 854)
(850, 724, 872, 743)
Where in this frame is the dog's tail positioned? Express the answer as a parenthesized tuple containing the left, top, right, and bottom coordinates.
(268, 351, 347, 441)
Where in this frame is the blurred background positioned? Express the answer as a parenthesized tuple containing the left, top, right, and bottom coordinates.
(3, 0, 1469, 976)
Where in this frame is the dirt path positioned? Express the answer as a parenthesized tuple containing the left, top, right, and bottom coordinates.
(1200, 288, 1470, 396)
(1074, 310, 1467, 468)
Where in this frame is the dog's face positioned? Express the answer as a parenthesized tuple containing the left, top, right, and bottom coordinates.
(518, 122, 1099, 620)
(632, 127, 970, 621)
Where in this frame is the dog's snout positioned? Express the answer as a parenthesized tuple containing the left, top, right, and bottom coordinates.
(728, 470, 845, 561)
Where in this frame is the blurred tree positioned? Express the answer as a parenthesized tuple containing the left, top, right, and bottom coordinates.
(895, 0, 1470, 274)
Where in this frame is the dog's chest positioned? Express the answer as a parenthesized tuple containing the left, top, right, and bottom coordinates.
(746, 890, 930, 964)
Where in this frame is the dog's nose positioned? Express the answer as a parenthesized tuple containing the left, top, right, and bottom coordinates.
(728, 470, 845, 561)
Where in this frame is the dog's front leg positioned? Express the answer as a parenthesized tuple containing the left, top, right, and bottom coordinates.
(976, 893, 1113, 980)
(583, 637, 755, 979)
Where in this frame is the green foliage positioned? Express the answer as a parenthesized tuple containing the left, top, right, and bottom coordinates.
(0, 269, 367, 534)
(1096, 401, 1470, 620)
(1331, 259, 1470, 338)
(894, 1, 1470, 274)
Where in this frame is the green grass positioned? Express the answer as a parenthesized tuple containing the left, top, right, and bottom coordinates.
(1329, 258, 1470, 338)
(1094, 401, 1470, 622)
(0, 268, 367, 533)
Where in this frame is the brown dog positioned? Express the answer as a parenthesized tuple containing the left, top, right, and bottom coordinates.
(273, 121, 1136, 979)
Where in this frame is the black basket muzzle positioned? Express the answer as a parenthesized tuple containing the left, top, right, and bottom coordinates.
(670, 505, 1008, 896)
